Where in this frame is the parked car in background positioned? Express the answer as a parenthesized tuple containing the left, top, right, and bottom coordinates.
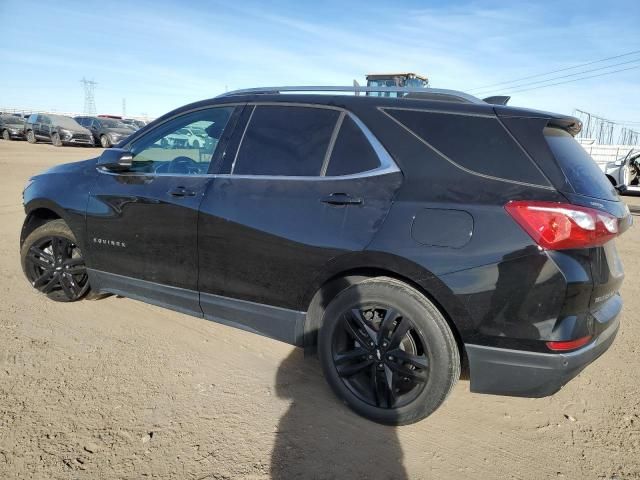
(162, 126, 208, 148)
(25, 114, 93, 146)
(19, 86, 631, 425)
(0, 114, 26, 140)
(75, 116, 135, 148)
(599, 150, 639, 192)
(122, 118, 147, 130)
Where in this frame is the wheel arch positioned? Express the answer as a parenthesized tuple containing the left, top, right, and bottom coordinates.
(302, 252, 468, 367)
(21, 200, 71, 247)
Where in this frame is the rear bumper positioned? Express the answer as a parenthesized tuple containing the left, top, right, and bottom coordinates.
(465, 304, 620, 397)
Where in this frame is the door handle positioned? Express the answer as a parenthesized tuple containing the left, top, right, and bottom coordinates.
(168, 186, 196, 197)
(320, 193, 363, 206)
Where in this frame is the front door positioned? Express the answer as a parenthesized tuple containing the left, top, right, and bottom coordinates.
(198, 104, 402, 344)
(86, 105, 238, 315)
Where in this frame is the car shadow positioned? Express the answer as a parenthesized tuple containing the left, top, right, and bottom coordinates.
(270, 350, 408, 479)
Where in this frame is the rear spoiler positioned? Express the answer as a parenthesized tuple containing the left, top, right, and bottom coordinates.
(547, 117, 582, 136)
(494, 106, 583, 137)
(483, 95, 510, 106)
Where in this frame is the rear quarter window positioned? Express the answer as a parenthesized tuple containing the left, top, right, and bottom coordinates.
(326, 116, 380, 176)
(384, 108, 550, 186)
(543, 127, 618, 201)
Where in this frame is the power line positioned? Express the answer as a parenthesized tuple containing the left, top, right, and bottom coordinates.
(474, 57, 640, 95)
(468, 49, 640, 92)
(487, 63, 640, 95)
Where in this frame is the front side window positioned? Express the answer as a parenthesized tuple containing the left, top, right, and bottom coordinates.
(129, 106, 234, 175)
(233, 105, 339, 176)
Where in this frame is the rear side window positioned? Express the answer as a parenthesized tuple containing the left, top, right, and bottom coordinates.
(28, 114, 38, 123)
(544, 127, 618, 201)
(233, 105, 339, 176)
(385, 109, 549, 185)
(326, 116, 380, 176)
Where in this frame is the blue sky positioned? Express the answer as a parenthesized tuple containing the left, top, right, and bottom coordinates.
(0, 0, 638, 126)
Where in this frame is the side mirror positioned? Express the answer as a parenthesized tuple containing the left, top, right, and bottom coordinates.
(97, 148, 133, 172)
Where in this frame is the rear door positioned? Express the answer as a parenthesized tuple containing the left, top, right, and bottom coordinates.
(85, 105, 239, 315)
(36, 115, 49, 139)
(197, 104, 402, 344)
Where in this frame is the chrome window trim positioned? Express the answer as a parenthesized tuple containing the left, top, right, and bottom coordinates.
(230, 105, 255, 174)
(97, 104, 400, 181)
(225, 103, 398, 180)
(320, 112, 345, 176)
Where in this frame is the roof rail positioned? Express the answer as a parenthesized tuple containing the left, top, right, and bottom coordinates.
(217, 86, 484, 104)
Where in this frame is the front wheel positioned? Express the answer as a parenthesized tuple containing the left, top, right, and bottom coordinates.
(318, 277, 460, 425)
(27, 130, 37, 143)
(51, 132, 62, 147)
(2, 129, 11, 141)
(21, 219, 90, 302)
(100, 135, 111, 148)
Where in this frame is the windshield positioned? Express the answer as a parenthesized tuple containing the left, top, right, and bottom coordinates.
(50, 115, 84, 130)
(99, 118, 129, 128)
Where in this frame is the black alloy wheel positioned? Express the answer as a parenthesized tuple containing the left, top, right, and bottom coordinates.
(318, 277, 460, 425)
(21, 220, 90, 302)
(332, 306, 429, 409)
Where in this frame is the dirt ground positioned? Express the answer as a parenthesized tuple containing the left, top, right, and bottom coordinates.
(0, 140, 639, 480)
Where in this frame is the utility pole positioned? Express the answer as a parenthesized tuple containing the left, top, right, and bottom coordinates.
(122, 98, 127, 117)
(80, 77, 97, 115)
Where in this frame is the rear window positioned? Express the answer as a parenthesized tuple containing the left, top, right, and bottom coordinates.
(544, 127, 618, 201)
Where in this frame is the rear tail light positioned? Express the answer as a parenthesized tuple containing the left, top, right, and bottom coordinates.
(505, 200, 619, 250)
(546, 335, 592, 352)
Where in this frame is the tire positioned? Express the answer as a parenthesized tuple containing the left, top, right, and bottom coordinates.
(51, 132, 62, 147)
(318, 277, 460, 425)
(27, 130, 37, 144)
(192, 140, 200, 149)
(20, 219, 91, 302)
(100, 135, 111, 148)
(2, 129, 11, 141)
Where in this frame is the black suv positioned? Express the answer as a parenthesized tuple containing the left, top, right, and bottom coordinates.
(74, 116, 135, 148)
(20, 87, 630, 425)
(25, 114, 93, 147)
(0, 114, 26, 140)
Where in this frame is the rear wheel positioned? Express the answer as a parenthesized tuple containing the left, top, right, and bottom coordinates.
(100, 135, 111, 148)
(2, 129, 11, 141)
(21, 220, 90, 302)
(27, 130, 36, 143)
(318, 277, 460, 425)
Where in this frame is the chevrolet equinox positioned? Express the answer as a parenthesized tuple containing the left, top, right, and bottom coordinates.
(20, 86, 630, 425)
